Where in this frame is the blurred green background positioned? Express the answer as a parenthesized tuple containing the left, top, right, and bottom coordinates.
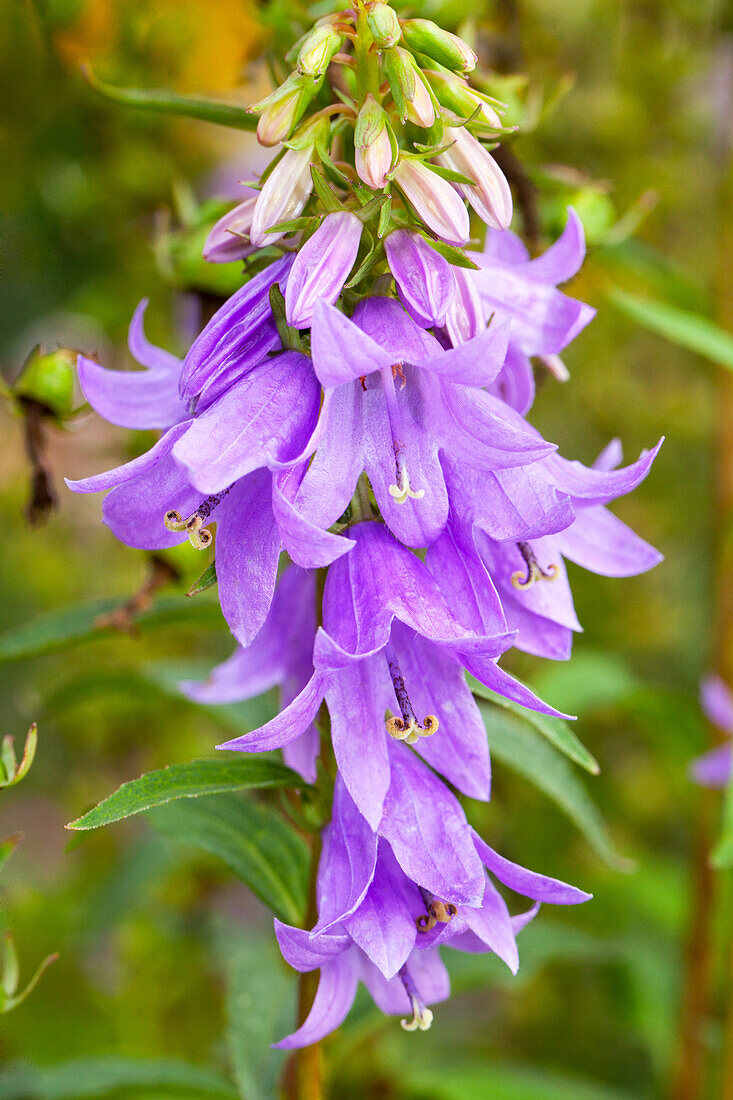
(1, 0, 733, 1096)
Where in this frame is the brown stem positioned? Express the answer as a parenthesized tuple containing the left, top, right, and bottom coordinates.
(94, 554, 180, 633)
(492, 144, 540, 255)
(283, 832, 324, 1100)
(673, 41, 733, 1098)
(21, 400, 57, 526)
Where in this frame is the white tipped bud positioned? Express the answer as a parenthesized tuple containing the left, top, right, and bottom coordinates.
(392, 158, 470, 246)
(252, 73, 322, 147)
(438, 127, 512, 230)
(354, 95, 396, 189)
(367, 3, 401, 48)
(250, 146, 315, 247)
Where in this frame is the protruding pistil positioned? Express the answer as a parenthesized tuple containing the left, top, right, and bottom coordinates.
(399, 964, 434, 1032)
(385, 643, 438, 744)
(416, 889, 457, 933)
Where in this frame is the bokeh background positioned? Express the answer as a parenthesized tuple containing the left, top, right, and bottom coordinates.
(2, 0, 732, 1096)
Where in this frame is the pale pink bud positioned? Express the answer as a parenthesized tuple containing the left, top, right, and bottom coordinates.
(354, 95, 395, 189)
(406, 72, 436, 128)
(203, 195, 258, 263)
(439, 127, 512, 230)
(250, 146, 315, 248)
(392, 158, 470, 246)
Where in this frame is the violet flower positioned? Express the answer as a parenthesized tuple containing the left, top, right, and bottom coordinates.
(445, 209, 595, 414)
(690, 675, 733, 788)
(308, 296, 548, 546)
(214, 522, 570, 830)
(434, 440, 663, 661)
(285, 212, 363, 327)
(271, 774, 589, 1047)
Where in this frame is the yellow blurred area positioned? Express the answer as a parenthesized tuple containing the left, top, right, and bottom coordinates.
(55, 0, 262, 91)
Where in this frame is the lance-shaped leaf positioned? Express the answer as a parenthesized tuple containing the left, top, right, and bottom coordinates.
(0, 1057, 240, 1097)
(68, 756, 302, 831)
(81, 63, 258, 131)
(607, 285, 733, 371)
(479, 702, 630, 870)
(0, 596, 223, 662)
(147, 793, 309, 924)
(187, 562, 217, 597)
(470, 678, 599, 775)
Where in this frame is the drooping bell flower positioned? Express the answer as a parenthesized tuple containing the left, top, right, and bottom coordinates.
(392, 158, 470, 246)
(449, 208, 595, 414)
(216, 522, 571, 830)
(384, 229, 456, 326)
(285, 212, 363, 327)
(438, 126, 513, 231)
(203, 194, 258, 263)
(690, 675, 733, 788)
(271, 775, 589, 1047)
(308, 296, 544, 547)
(429, 436, 663, 666)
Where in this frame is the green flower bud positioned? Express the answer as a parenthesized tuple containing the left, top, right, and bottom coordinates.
(354, 95, 396, 189)
(367, 3, 401, 49)
(400, 18, 477, 73)
(424, 69, 503, 128)
(250, 72, 323, 147)
(384, 48, 435, 127)
(297, 24, 342, 77)
(14, 346, 75, 421)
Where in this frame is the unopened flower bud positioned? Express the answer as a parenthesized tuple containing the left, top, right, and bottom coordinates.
(14, 346, 76, 421)
(400, 18, 477, 73)
(286, 211, 363, 327)
(385, 229, 456, 326)
(297, 24, 342, 77)
(250, 145, 316, 247)
(252, 72, 322, 147)
(355, 94, 396, 189)
(392, 158, 469, 246)
(425, 69, 503, 128)
(384, 47, 435, 127)
(438, 127, 512, 230)
(203, 195, 258, 263)
(367, 3, 401, 48)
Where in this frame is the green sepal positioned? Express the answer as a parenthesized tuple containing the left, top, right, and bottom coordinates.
(0, 725, 38, 789)
(269, 285, 305, 352)
(310, 164, 346, 212)
(81, 63, 258, 131)
(377, 193, 393, 238)
(344, 229, 381, 289)
(187, 562, 217, 598)
(425, 162, 476, 187)
(416, 231, 479, 270)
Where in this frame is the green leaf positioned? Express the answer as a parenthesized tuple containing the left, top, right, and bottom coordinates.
(479, 702, 630, 869)
(711, 775, 733, 868)
(147, 793, 309, 924)
(0, 597, 223, 662)
(214, 924, 294, 1099)
(469, 678, 599, 774)
(0, 1057, 239, 1098)
(81, 64, 257, 132)
(531, 650, 637, 717)
(310, 164, 345, 212)
(68, 756, 302, 831)
(0, 835, 21, 876)
(396, 1058, 640, 1100)
(187, 562, 217, 597)
(423, 162, 476, 186)
(0, 725, 38, 788)
(606, 285, 733, 371)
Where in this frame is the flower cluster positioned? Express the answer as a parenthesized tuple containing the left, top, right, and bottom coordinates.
(69, 0, 662, 1045)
